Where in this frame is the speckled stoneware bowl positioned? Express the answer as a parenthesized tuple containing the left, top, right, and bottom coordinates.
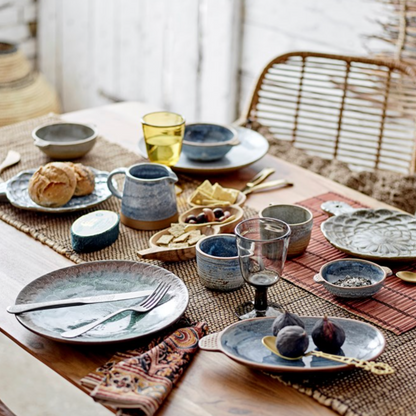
(182, 123, 239, 161)
(32, 123, 98, 159)
(196, 234, 244, 291)
(260, 204, 313, 258)
(313, 258, 392, 298)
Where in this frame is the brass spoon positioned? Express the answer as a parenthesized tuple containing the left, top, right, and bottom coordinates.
(261, 336, 394, 375)
(396, 271, 416, 283)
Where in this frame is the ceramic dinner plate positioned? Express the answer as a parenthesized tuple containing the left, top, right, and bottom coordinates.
(321, 208, 416, 261)
(13, 261, 189, 344)
(0, 167, 112, 213)
(138, 127, 269, 174)
(199, 316, 385, 373)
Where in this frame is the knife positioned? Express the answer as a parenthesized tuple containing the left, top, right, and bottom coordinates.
(244, 179, 293, 195)
(241, 168, 275, 193)
(7, 289, 154, 314)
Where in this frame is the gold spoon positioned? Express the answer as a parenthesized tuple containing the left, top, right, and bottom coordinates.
(396, 271, 416, 283)
(261, 336, 394, 375)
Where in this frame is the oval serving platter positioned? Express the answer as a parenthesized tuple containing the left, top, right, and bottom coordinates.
(14, 261, 189, 344)
(199, 316, 385, 373)
(0, 167, 112, 213)
(321, 208, 416, 261)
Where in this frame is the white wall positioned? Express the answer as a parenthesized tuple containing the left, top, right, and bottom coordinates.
(36, 0, 389, 123)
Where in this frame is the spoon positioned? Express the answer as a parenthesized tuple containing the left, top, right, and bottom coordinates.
(261, 336, 394, 375)
(396, 271, 416, 283)
(0, 150, 21, 174)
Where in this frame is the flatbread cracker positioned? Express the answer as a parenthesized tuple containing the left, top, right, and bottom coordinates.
(156, 234, 174, 245)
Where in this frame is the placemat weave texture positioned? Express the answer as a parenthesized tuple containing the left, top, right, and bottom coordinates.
(2, 116, 416, 416)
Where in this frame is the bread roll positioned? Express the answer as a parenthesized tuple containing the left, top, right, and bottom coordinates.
(67, 163, 95, 196)
(28, 162, 77, 207)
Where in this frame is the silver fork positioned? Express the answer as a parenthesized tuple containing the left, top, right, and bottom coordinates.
(61, 282, 171, 339)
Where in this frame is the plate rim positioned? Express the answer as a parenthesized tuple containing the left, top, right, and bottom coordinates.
(14, 260, 189, 345)
(138, 127, 269, 174)
(218, 316, 386, 373)
(321, 208, 416, 261)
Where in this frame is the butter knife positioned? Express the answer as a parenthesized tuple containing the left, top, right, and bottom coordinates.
(244, 179, 293, 195)
(241, 168, 275, 193)
(7, 289, 154, 314)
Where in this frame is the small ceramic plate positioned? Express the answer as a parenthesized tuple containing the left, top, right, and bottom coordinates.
(14, 261, 189, 344)
(321, 208, 416, 261)
(138, 127, 269, 174)
(199, 316, 385, 373)
(0, 168, 112, 213)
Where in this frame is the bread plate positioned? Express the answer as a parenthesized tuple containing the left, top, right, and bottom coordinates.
(0, 168, 112, 213)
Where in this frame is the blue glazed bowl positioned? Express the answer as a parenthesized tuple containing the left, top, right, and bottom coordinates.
(313, 258, 391, 298)
(182, 123, 239, 162)
(196, 234, 244, 291)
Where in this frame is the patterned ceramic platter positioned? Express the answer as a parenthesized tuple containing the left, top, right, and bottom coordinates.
(199, 317, 385, 373)
(14, 261, 189, 344)
(321, 208, 416, 261)
(138, 127, 269, 174)
(0, 168, 112, 213)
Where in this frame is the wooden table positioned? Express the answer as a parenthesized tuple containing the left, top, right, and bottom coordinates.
(0, 102, 392, 416)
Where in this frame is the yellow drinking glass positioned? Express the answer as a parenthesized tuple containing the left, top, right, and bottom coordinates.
(141, 111, 185, 167)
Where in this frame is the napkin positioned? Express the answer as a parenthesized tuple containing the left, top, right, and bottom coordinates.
(85, 320, 208, 416)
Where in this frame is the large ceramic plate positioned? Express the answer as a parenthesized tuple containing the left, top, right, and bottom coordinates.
(13, 261, 189, 344)
(0, 168, 112, 213)
(138, 127, 269, 174)
(199, 316, 385, 373)
(321, 208, 416, 261)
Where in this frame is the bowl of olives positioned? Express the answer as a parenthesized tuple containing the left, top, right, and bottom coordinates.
(179, 205, 244, 234)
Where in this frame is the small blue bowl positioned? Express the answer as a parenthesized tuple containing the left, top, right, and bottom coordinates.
(182, 123, 239, 162)
(313, 258, 391, 298)
(196, 234, 244, 291)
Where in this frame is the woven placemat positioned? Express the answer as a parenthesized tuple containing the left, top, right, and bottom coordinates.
(2, 116, 416, 416)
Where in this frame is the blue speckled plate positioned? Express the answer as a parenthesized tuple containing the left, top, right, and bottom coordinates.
(199, 316, 385, 373)
(0, 167, 112, 213)
(14, 261, 189, 344)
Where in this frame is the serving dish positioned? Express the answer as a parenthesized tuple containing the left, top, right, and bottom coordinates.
(13, 261, 189, 344)
(199, 316, 385, 373)
(0, 168, 112, 213)
(321, 208, 416, 261)
(187, 189, 246, 207)
(138, 127, 269, 174)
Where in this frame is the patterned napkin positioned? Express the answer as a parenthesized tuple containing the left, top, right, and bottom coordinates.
(83, 320, 208, 416)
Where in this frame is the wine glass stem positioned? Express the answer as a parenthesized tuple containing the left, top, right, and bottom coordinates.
(254, 288, 268, 316)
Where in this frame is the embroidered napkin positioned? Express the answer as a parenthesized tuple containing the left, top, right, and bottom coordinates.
(87, 321, 208, 416)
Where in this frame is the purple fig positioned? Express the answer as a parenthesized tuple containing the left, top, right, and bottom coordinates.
(276, 325, 309, 358)
(311, 316, 346, 353)
(272, 311, 305, 336)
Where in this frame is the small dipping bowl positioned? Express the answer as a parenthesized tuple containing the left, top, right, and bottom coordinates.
(182, 123, 239, 162)
(260, 204, 313, 258)
(196, 234, 244, 291)
(313, 258, 391, 298)
(32, 123, 98, 160)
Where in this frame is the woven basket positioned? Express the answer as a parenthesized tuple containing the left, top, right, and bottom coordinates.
(0, 42, 60, 127)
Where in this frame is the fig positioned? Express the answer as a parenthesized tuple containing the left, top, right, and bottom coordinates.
(275, 325, 309, 358)
(311, 316, 346, 353)
(272, 311, 305, 336)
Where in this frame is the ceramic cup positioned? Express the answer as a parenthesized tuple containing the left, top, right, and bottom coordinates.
(107, 163, 178, 230)
(196, 234, 245, 291)
(260, 204, 313, 258)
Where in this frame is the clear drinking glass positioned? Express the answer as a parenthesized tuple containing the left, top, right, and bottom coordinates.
(235, 217, 291, 319)
(141, 111, 185, 167)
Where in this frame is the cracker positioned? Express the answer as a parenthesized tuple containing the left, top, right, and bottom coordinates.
(173, 232, 191, 243)
(168, 223, 186, 237)
(168, 242, 189, 249)
(188, 234, 205, 245)
(156, 234, 174, 245)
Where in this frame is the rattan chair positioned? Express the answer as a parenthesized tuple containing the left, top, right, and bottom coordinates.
(240, 51, 416, 174)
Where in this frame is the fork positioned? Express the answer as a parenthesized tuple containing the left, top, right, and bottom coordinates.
(61, 282, 171, 338)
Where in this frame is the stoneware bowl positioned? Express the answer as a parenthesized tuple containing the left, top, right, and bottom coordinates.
(260, 204, 313, 258)
(182, 123, 240, 162)
(196, 234, 245, 291)
(313, 258, 392, 298)
(32, 123, 98, 160)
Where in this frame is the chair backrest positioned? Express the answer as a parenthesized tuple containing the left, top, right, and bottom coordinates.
(243, 51, 416, 174)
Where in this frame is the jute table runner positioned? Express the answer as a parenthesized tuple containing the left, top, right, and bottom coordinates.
(1, 116, 415, 416)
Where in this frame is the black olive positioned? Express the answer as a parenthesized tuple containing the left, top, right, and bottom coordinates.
(185, 214, 198, 223)
(196, 213, 207, 223)
(213, 208, 224, 218)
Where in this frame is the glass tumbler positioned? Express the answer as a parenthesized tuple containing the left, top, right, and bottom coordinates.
(235, 217, 291, 319)
(141, 111, 185, 167)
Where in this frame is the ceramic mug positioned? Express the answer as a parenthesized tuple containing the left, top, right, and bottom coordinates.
(260, 204, 313, 258)
(107, 163, 179, 230)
